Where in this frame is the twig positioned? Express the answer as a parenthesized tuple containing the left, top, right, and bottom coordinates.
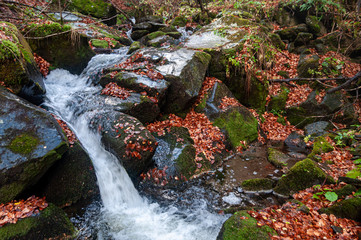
(24, 29, 72, 39)
(328, 70, 361, 93)
(270, 77, 345, 82)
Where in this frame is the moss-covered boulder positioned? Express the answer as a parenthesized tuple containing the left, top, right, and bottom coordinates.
(307, 136, 334, 160)
(127, 41, 141, 54)
(0, 22, 44, 96)
(36, 142, 99, 207)
(334, 184, 357, 198)
(24, 22, 95, 74)
(304, 121, 331, 137)
(294, 32, 313, 46)
(131, 30, 150, 41)
(0, 88, 68, 203)
(89, 110, 156, 182)
(268, 87, 289, 112)
(319, 197, 361, 222)
(269, 33, 286, 50)
(217, 211, 277, 240)
(275, 24, 308, 42)
(297, 54, 320, 77)
(90, 38, 121, 49)
(274, 158, 334, 196)
(306, 15, 327, 36)
(147, 35, 174, 47)
(0, 204, 76, 240)
(268, 148, 290, 168)
(241, 178, 274, 191)
(67, 0, 116, 25)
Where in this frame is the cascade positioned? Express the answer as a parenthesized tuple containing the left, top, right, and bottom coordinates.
(43, 49, 226, 240)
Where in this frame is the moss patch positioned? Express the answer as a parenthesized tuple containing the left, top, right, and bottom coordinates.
(0, 204, 75, 239)
(147, 31, 166, 40)
(319, 197, 361, 222)
(213, 108, 258, 147)
(274, 158, 334, 196)
(241, 178, 274, 191)
(194, 51, 212, 66)
(175, 144, 197, 178)
(25, 22, 71, 37)
(307, 136, 334, 161)
(268, 148, 288, 168)
(8, 134, 39, 155)
(218, 211, 276, 240)
(68, 0, 111, 18)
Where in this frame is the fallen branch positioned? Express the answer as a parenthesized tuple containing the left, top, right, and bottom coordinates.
(24, 29, 72, 39)
(269, 77, 345, 83)
(328, 70, 361, 93)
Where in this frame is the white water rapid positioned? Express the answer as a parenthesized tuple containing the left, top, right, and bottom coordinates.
(43, 49, 227, 240)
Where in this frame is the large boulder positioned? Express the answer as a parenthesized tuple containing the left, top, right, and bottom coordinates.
(0, 22, 45, 98)
(89, 110, 157, 182)
(0, 204, 76, 240)
(36, 142, 99, 207)
(319, 197, 361, 222)
(0, 88, 68, 203)
(24, 22, 95, 74)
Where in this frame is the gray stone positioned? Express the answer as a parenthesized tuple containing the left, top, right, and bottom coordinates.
(304, 121, 331, 137)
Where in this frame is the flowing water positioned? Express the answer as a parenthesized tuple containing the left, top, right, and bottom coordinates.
(43, 49, 227, 240)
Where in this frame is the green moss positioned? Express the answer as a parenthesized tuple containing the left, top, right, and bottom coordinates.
(268, 148, 288, 168)
(213, 108, 258, 147)
(269, 33, 286, 50)
(219, 211, 276, 240)
(166, 32, 182, 39)
(147, 31, 166, 40)
(222, 16, 251, 26)
(172, 16, 188, 27)
(241, 178, 274, 191)
(307, 136, 334, 160)
(0, 183, 25, 204)
(306, 16, 321, 34)
(286, 106, 314, 128)
(268, 87, 288, 112)
(319, 197, 361, 222)
(274, 158, 335, 196)
(334, 184, 357, 198)
(91, 39, 109, 48)
(69, 0, 111, 18)
(175, 144, 197, 178)
(128, 41, 141, 54)
(0, 204, 76, 239)
(8, 134, 39, 155)
(194, 51, 211, 66)
(195, 93, 208, 112)
(26, 22, 71, 37)
(0, 39, 20, 60)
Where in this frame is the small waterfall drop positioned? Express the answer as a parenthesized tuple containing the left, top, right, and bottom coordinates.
(43, 49, 226, 240)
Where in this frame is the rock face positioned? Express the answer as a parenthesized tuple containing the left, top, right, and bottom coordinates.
(0, 204, 76, 240)
(89, 110, 157, 182)
(0, 88, 68, 203)
(0, 22, 45, 98)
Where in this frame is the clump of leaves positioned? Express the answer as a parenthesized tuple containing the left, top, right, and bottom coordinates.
(312, 184, 338, 202)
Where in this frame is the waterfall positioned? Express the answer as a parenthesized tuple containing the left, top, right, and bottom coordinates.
(43, 49, 226, 240)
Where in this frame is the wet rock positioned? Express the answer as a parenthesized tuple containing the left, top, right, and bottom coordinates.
(0, 203, 76, 240)
(273, 158, 334, 196)
(284, 132, 307, 151)
(0, 88, 68, 203)
(171, 16, 188, 27)
(90, 38, 121, 49)
(131, 30, 150, 41)
(297, 54, 320, 77)
(147, 35, 174, 47)
(151, 127, 197, 179)
(319, 197, 361, 222)
(36, 142, 99, 208)
(26, 22, 95, 74)
(267, 148, 290, 168)
(269, 33, 286, 50)
(89, 110, 156, 182)
(217, 211, 277, 240)
(0, 22, 45, 97)
(149, 48, 211, 113)
(307, 136, 334, 161)
(241, 178, 274, 192)
(304, 121, 331, 137)
(268, 86, 289, 112)
(338, 177, 361, 188)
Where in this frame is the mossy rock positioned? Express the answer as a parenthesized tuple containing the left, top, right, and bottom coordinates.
(269, 33, 286, 50)
(217, 211, 277, 240)
(275, 24, 308, 42)
(0, 22, 44, 95)
(171, 16, 188, 27)
(267, 148, 289, 168)
(131, 30, 150, 41)
(128, 41, 141, 54)
(268, 87, 288, 112)
(307, 136, 334, 161)
(241, 178, 274, 191)
(319, 197, 361, 222)
(306, 15, 326, 36)
(160, 25, 177, 33)
(147, 31, 166, 40)
(26, 23, 95, 74)
(297, 54, 320, 78)
(333, 184, 357, 198)
(24, 22, 71, 38)
(213, 107, 258, 148)
(68, 0, 114, 19)
(294, 32, 313, 47)
(274, 158, 335, 196)
(0, 204, 75, 240)
(166, 32, 182, 39)
(285, 106, 315, 128)
(91, 39, 120, 49)
(8, 134, 39, 155)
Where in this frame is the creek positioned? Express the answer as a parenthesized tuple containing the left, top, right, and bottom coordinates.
(43, 48, 227, 240)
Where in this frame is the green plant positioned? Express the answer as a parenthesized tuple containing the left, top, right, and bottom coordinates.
(312, 184, 338, 202)
(334, 130, 355, 147)
(295, 0, 346, 17)
(346, 158, 361, 179)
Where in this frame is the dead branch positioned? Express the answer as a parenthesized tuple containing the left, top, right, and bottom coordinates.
(328, 70, 361, 93)
(269, 77, 345, 83)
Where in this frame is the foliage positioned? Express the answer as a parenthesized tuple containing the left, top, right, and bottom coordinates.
(295, 0, 346, 16)
(312, 185, 338, 202)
